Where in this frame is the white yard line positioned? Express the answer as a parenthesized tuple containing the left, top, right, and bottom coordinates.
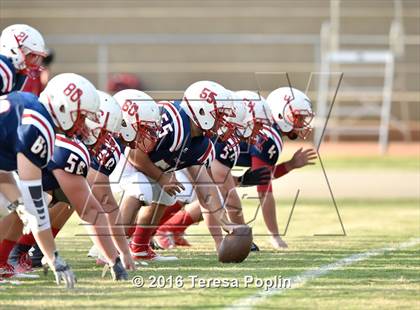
(226, 238, 420, 310)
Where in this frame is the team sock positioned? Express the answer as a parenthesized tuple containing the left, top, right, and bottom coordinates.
(0, 239, 17, 264)
(159, 210, 196, 236)
(131, 226, 155, 251)
(158, 201, 183, 226)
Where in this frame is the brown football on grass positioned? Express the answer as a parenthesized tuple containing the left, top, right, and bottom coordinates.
(218, 226, 253, 263)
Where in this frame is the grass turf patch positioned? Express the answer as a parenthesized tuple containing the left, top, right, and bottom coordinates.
(1, 199, 418, 309)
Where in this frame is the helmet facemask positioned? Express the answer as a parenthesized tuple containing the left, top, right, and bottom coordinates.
(244, 117, 270, 146)
(132, 120, 161, 153)
(66, 109, 99, 140)
(21, 52, 45, 79)
(83, 117, 117, 156)
(283, 104, 314, 139)
(242, 99, 271, 145)
(15, 43, 47, 79)
(211, 105, 241, 143)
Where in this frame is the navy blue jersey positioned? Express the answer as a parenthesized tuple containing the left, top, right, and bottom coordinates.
(147, 100, 215, 172)
(42, 134, 91, 191)
(0, 91, 55, 171)
(236, 124, 283, 167)
(213, 138, 240, 169)
(0, 54, 28, 95)
(90, 134, 124, 177)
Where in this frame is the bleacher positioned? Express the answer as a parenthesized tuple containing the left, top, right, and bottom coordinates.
(1, 0, 419, 141)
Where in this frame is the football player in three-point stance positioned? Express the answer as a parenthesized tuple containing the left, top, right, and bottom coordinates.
(89, 88, 164, 262)
(153, 90, 272, 250)
(245, 87, 316, 248)
(112, 81, 251, 261)
(0, 73, 100, 287)
(8, 90, 137, 281)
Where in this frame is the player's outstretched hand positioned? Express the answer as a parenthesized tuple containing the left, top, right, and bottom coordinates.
(238, 167, 271, 187)
(159, 173, 186, 196)
(290, 148, 317, 169)
(121, 253, 136, 271)
(44, 251, 76, 288)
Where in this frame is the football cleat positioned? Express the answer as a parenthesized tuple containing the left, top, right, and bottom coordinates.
(13, 253, 33, 274)
(0, 263, 15, 279)
(95, 251, 108, 266)
(250, 242, 260, 252)
(153, 232, 176, 250)
(150, 239, 163, 250)
(173, 234, 191, 247)
(8, 243, 32, 266)
(130, 244, 178, 262)
(28, 244, 44, 268)
(87, 245, 100, 258)
(87, 245, 107, 266)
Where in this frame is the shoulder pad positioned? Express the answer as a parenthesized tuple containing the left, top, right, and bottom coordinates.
(159, 101, 186, 152)
(0, 55, 15, 94)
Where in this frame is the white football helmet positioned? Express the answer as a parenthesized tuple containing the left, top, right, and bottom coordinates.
(83, 90, 122, 154)
(235, 90, 272, 144)
(0, 24, 47, 78)
(180, 80, 236, 140)
(113, 89, 161, 153)
(39, 73, 100, 138)
(266, 87, 314, 139)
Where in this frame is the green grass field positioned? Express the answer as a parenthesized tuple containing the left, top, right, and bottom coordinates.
(1, 156, 419, 309)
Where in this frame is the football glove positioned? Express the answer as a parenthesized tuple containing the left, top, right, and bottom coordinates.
(42, 251, 76, 288)
(237, 167, 271, 187)
(102, 256, 128, 281)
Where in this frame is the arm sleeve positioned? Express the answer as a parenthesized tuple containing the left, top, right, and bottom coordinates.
(273, 163, 290, 179)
